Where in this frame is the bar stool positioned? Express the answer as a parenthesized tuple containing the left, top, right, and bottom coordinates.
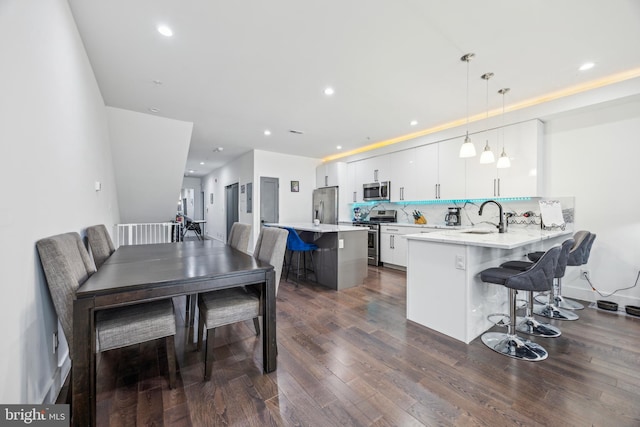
(532, 231, 595, 310)
(501, 238, 574, 336)
(479, 245, 561, 361)
(284, 227, 318, 284)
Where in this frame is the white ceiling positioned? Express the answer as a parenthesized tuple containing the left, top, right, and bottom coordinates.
(67, 0, 640, 177)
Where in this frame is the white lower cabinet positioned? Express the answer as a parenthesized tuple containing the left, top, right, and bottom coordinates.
(381, 225, 437, 268)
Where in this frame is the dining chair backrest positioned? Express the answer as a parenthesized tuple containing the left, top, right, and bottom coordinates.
(555, 238, 575, 279)
(253, 227, 288, 294)
(87, 224, 116, 269)
(505, 245, 561, 292)
(36, 232, 97, 353)
(228, 222, 251, 252)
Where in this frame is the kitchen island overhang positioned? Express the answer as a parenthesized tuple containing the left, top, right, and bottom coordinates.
(405, 228, 572, 344)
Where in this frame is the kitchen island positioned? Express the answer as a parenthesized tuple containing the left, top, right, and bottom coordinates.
(405, 227, 571, 343)
(266, 223, 368, 290)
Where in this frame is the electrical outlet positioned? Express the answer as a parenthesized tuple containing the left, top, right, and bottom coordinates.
(580, 268, 590, 279)
(455, 255, 465, 270)
(52, 331, 59, 354)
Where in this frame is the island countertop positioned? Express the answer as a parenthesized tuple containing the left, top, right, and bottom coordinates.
(405, 227, 572, 249)
(265, 223, 366, 233)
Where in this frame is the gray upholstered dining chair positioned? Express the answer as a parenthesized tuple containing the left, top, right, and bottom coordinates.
(186, 222, 253, 323)
(197, 226, 287, 380)
(86, 224, 116, 268)
(227, 222, 252, 252)
(37, 232, 178, 388)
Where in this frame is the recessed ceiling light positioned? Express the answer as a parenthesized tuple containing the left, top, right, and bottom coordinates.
(336, 145, 342, 150)
(324, 87, 335, 96)
(410, 120, 418, 126)
(157, 25, 173, 37)
(200, 162, 205, 165)
(579, 62, 595, 71)
(188, 170, 195, 173)
(264, 129, 271, 136)
(148, 107, 160, 113)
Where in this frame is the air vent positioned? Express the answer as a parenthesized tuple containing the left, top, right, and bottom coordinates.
(289, 129, 304, 135)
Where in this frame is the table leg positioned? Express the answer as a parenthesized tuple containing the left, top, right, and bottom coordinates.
(263, 269, 277, 373)
(72, 297, 95, 426)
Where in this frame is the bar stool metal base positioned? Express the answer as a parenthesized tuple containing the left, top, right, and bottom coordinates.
(516, 316, 561, 337)
(534, 293, 584, 310)
(481, 332, 548, 361)
(533, 303, 579, 321)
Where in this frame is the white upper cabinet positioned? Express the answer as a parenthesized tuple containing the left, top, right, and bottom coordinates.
(413, 144, 439, 200)
(437, 138, 467, 200)
(388, 149, 418, 201)
(465, 120, 542, 199)
(316, 162, 346, 188)
(346, 161, 360, 202)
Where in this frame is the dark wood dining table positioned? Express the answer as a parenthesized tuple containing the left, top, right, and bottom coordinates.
(71, 240, 276, 426)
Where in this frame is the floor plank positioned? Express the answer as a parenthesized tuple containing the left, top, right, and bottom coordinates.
(59, 265, 640, 426)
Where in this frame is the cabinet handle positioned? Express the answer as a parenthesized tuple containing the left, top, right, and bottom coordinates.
(387, 228, 399, 231)
(325, 175, 328, 187)
(437, 184, 441, 199)
(391, 234, 395, 249)
(497, 178, 501, 197)
(374, 169, 378, 182)
(435, 184, 438, 199)
(353, 191, 357, 202)
(400, 187, 404, 200)
(493, 179, 497, 197)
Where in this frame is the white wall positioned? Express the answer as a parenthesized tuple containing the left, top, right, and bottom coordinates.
(0, 0, 120, 403)
(182, 176, 203, 220)
(107, 107, 193, 223)
(201, 150, 320, 251)
(202, 151, 255, 243)
(544, 95, 640, 306)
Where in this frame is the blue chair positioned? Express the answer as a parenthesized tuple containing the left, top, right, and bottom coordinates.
(284, 227, 318, 284)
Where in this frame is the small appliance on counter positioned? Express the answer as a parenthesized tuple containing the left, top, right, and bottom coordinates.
(445, 207, 462, 226)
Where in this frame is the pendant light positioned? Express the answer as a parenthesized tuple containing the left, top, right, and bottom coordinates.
(479, 72, 495, 164)
(496, 87, 511, 169)
(459, 53, 476, 158)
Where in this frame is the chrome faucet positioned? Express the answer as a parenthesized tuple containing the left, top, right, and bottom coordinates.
(478, 200, 506, 233)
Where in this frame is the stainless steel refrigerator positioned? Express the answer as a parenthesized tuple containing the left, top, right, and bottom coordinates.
(312, 186, 338, 225)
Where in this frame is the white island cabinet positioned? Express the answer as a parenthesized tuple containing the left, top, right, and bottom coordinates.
(405, 228, 571, 344)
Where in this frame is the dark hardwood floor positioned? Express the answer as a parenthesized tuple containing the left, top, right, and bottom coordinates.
(70, 266, 640, 426)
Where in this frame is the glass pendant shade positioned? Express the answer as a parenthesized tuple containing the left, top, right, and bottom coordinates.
(496, 148, 511, 168)
(459, 133, 476, 158)
(479, 141, 495, 164)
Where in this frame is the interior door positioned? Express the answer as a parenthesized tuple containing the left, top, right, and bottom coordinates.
(260, 177, 279, 227)
(225, 183, 239, 238)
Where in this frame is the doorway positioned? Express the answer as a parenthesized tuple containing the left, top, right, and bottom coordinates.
(225, 183, 239, 238)
(260, 177, 279, 227)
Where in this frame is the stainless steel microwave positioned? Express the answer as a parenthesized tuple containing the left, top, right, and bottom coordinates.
(363, 181, 390, 201)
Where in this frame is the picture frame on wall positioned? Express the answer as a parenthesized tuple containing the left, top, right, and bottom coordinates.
(290, 180, 299, 192)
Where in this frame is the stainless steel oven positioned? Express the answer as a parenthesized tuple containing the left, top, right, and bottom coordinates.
(353, 209, 396, 266)
(352, 222, 379, 265)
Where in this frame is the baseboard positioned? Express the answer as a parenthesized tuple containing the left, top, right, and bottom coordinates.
(42, 354, 71, 404)
(562, 283, 640, 308)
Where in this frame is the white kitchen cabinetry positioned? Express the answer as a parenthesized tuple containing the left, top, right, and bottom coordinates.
(437, 139, 467, 200)
(346, 161, 360, 203)
(465, 120, 542, 199)
(388, 149, 420, 201)
(380, 225, 437, 268)
(316, 162, 347, 188)
(414, 144, 439, 200)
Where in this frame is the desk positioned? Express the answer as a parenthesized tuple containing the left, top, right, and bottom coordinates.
(71, 240, 276, 426)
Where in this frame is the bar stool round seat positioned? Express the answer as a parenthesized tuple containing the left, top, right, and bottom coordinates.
(479, 245, 561, 362)
(500, 238, 575, 336)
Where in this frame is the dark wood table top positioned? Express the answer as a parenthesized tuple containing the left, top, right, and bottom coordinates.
(78, 240, 271, 296)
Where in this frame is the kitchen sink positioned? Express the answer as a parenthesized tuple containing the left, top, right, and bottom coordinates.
(460, 229, 495, 234)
